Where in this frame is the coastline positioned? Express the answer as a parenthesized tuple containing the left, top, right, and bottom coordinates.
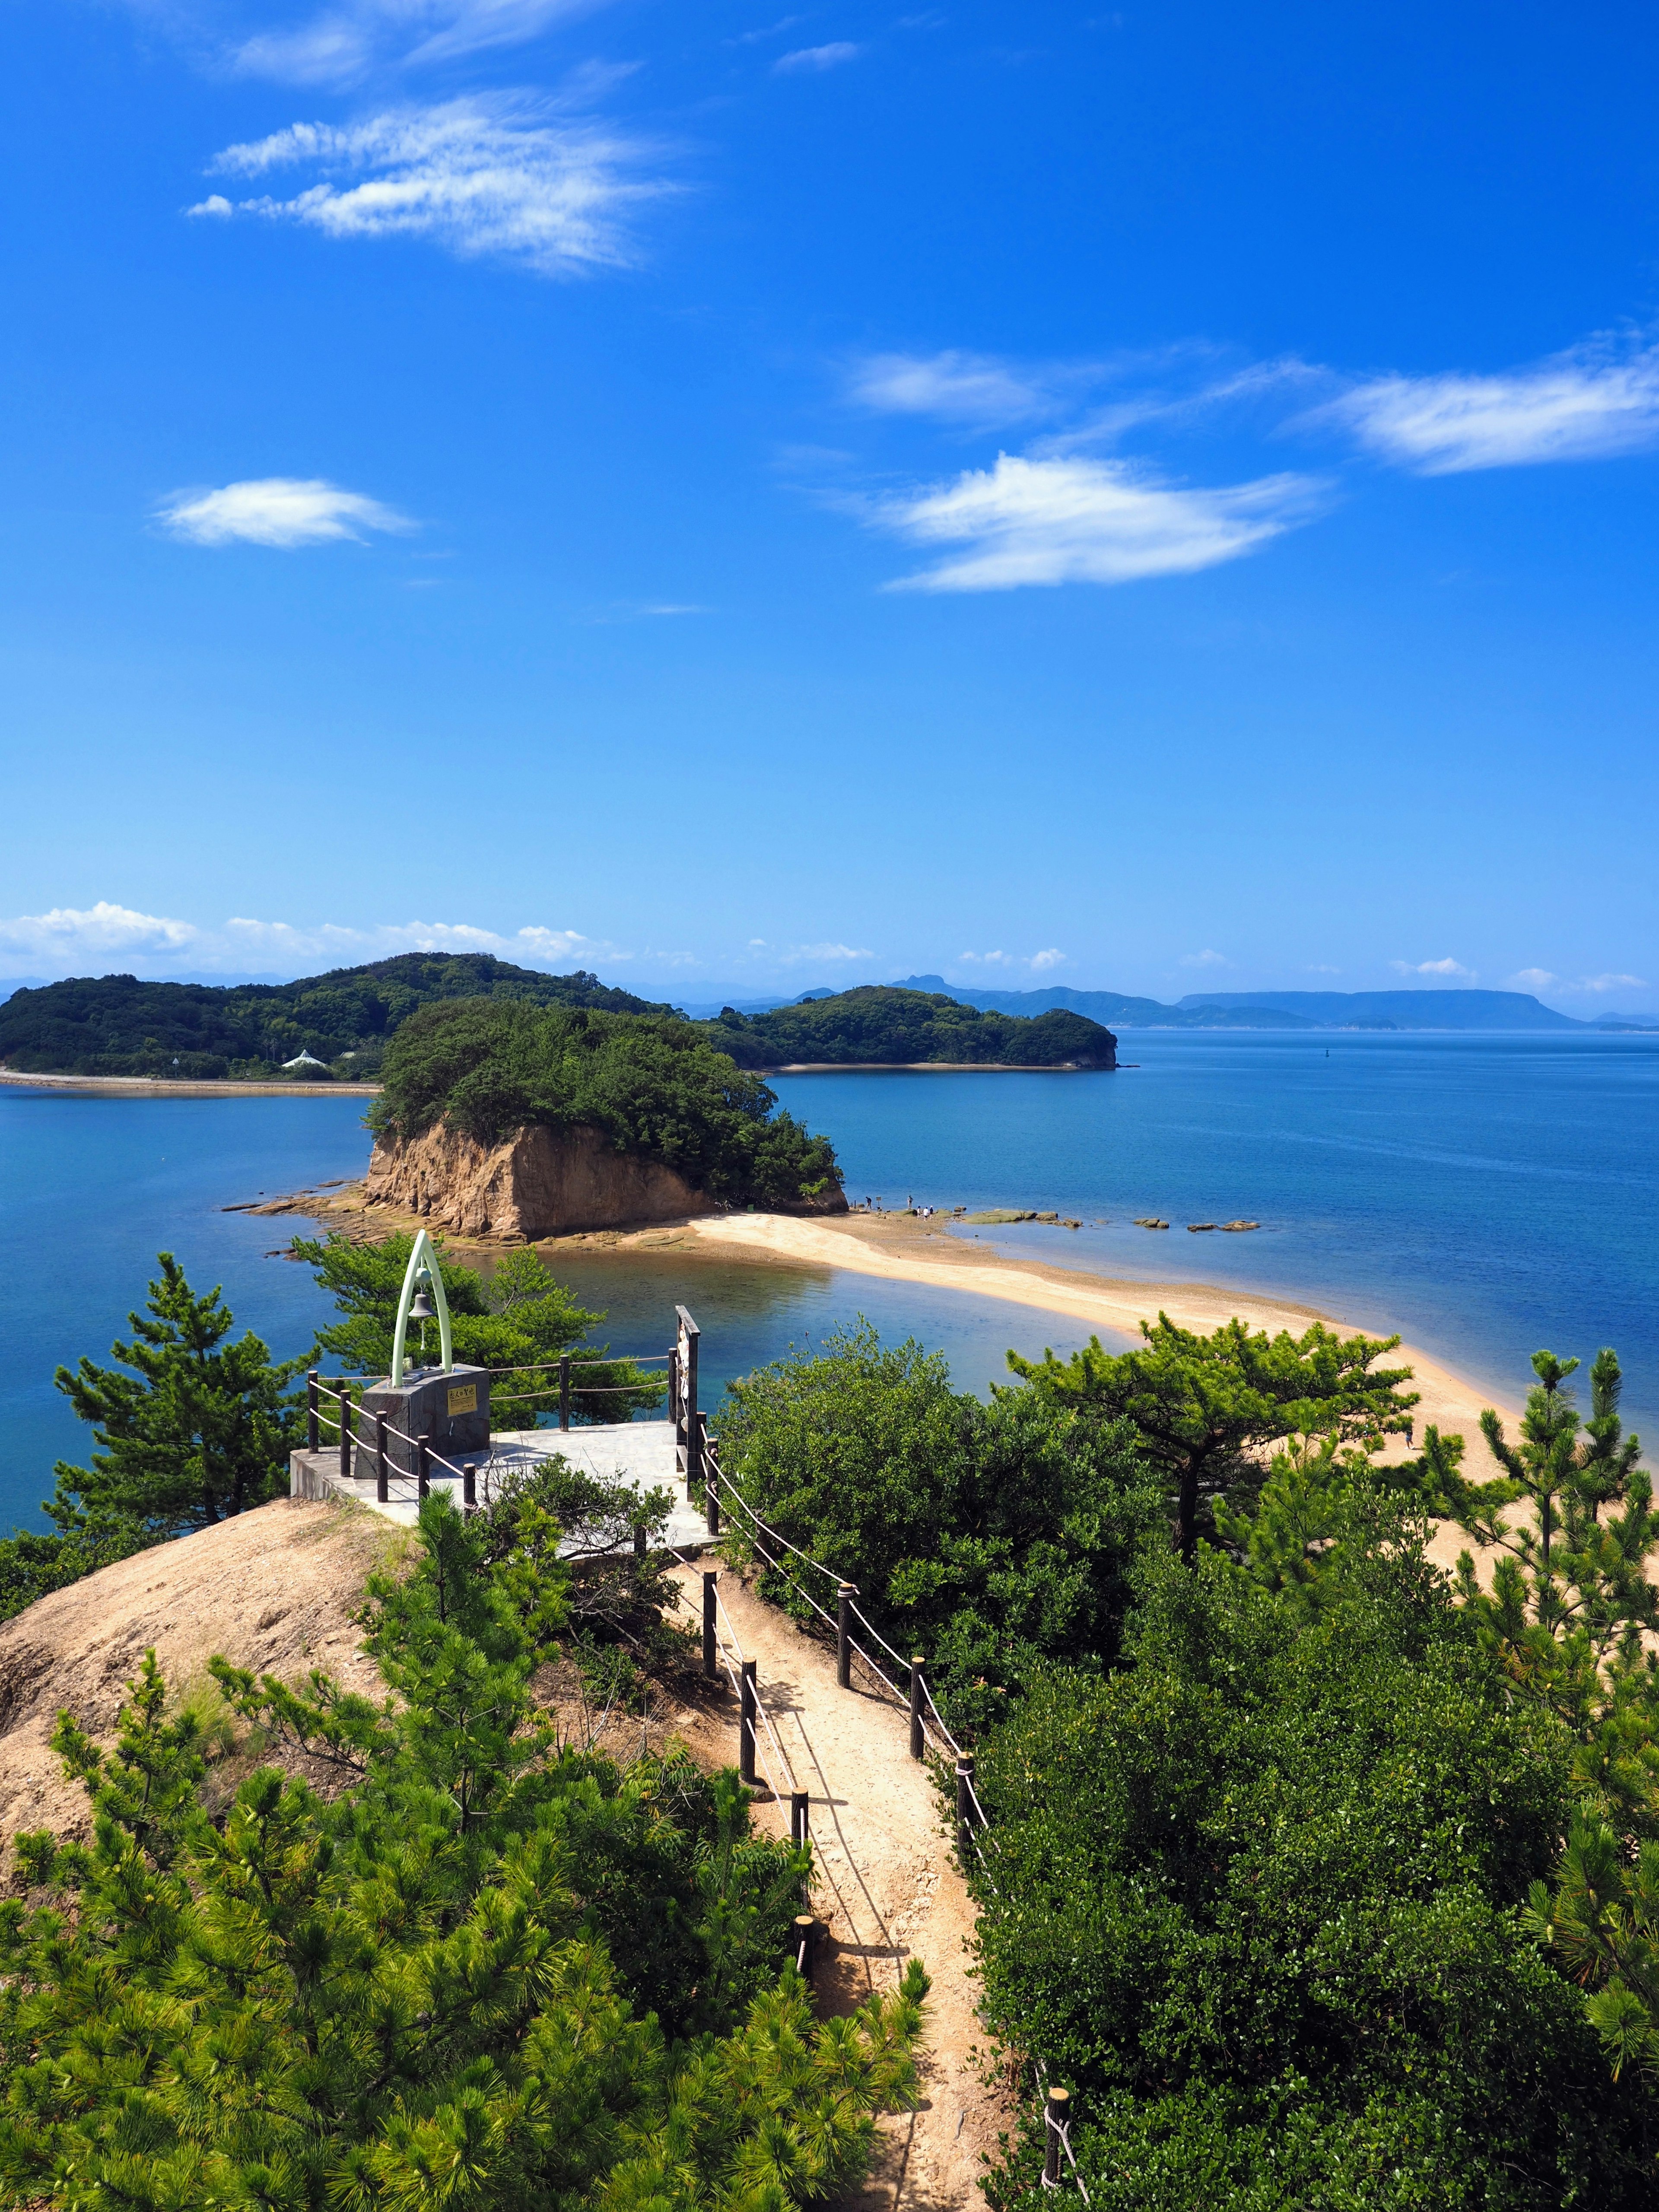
(0, 1069, 381, 1099)
(262, 1178, 1519, 1502)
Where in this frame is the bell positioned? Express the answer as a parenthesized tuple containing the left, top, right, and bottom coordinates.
(408, 1288, 436, 1324)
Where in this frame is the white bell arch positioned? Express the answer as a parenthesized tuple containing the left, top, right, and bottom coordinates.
(390, 1229, 454, 1382)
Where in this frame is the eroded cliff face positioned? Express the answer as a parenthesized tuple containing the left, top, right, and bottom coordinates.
(363, 1120, 846, 1239)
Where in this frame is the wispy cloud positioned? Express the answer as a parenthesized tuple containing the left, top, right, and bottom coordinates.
(774, 40, 861, 71)
(156, 477, 412, 547)
(1390, 956, 1475, 979)
(1508, 966, 1649, 998)
(1180, 948, 1230, 968)
(0, 906, 630, 980)
(849, 349, 1066, 429)
(873, 452, 1324, 592)
(779, 941, 872, 963)
(154, 0, 619, 87)
(192, 95, 671, 273)
(1324, 337, 1659, 474)
(956, 949, 1068, 974)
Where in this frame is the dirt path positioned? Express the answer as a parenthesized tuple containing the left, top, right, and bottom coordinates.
(665, 1562, 1003, 2211)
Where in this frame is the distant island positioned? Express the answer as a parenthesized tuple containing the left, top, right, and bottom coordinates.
(0, 963, 1119, 1081)
(3, 960, 1651, 1085)
(0, 955, 674, 1081)
(704, 985, 1118, 1069)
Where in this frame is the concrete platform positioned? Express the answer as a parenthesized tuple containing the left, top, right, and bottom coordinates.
(289, 1418, 713, 1551)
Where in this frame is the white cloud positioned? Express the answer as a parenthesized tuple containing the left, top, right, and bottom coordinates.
(849, 350, 1062, 428)
(1325, 337, 1659, 474)
(0, 902, 200, 971)
(1180, 948, 1230, 968)
(1390, 957, 1475, 980)
(779, 941, 872, 963)
(774, 40, 861, 70)
(206, 0, 613, 86)
(225, 917, 623, 966)
(956, 949, 1068, 973)
(156, 477, 411, 547)
(874, 453, 1323, 592)
(1510, 967, 1649, 998)
(1303, 963, 1342, 974)
(194, 96, 671, 274)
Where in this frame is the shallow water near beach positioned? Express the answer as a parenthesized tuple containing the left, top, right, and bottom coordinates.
(3, 1027, 1657, 1536)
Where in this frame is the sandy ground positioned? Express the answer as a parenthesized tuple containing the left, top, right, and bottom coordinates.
(0, 1499, 400, 1856)
(0, 1494, 998, 2208)
(0, 1069, 379, 1098)
(660, 1560, 1003, 2212)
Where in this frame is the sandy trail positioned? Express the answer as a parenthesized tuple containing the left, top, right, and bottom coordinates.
(665, 1561, 1001, 2212)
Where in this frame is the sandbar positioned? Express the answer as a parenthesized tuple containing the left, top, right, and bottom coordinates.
(0, 1069, 380, 1099)
(680, 1210, 1519, 1520)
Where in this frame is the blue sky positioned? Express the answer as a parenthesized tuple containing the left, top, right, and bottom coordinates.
(5, 0, 1659, 1011)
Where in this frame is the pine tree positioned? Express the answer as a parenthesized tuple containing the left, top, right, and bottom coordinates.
(0, 1492, 928, 2210)
(1007, 1314, 1419, 1559)
(50, 1251, 303, 1538)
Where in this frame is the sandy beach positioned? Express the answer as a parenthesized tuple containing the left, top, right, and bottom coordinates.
(0, 1069, 380, 1099)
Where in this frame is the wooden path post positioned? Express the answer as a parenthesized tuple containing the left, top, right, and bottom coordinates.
(337, 1386, 352, 1481)
(702, 1572, 718, 1679)
(740, 1659, 757, 1786)
(375, 1412, 389, 1503)
(1044, 2087, 1070, 2188)
(909, 1656, 927, 1759)
(837, 1586, 853, 1689)
(306, 1370, 319, 1451)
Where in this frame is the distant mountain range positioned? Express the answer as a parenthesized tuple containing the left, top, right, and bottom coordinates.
(895, 979, 1659, 1032)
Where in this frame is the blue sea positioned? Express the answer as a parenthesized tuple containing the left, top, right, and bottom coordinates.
(3, 1030, 1656, 1537)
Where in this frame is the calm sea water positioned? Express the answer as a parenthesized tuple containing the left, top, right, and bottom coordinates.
(3, 1030, 1655, 1535)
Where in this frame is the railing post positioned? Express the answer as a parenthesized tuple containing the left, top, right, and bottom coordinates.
(703, 1421, 720, 1536)
(338, 1386, 352, 1481)
(909, 1656, 927, 1760)
(740, 1659, 757, 1786)
(791, 1789, 810, 1846)
(667, 1347, 679, 1449)
(837, 1585, 853, 1689)
(375, 1412, 388, 1504)
(1044, 2087, 1070, 2189)
(463, 1460, 476, 1508)
(306, 1370, 319, 1451)
(956, 1758, 975, 1866)
(416, 1436, 430, 1500)
(793, 1911, 817, 1982)
(702, 1571, 717, 1679)
(559, 1354, 570, 1431)
(676, 1306, 700, 1496)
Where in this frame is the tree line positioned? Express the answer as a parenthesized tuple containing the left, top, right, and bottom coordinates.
(720, 1319, 1659, 2205)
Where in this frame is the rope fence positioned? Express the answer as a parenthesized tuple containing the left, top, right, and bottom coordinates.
(300, 1323, 1096, 2177)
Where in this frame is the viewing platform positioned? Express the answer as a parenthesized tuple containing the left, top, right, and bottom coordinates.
(289, 1284, 718, 1554)
(289, 1417, 713, 1546)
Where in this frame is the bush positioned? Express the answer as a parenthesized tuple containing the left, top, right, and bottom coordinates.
(717, 1324, 1163, 1733)
(973, 1551, 1653, 2208)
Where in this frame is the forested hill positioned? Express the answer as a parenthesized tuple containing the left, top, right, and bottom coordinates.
(700, 985, 1117, 1068)
(0, 956, 672, 1080)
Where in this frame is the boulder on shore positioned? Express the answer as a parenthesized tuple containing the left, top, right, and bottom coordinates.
(365, 1119, 848, 1240)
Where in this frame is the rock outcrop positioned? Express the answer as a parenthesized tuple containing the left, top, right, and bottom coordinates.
(364, 1120, 847, 1239)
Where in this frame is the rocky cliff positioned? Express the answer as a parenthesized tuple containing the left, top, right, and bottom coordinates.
(364, 1119, 847, 1239)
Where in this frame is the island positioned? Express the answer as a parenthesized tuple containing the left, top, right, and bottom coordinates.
(361, 998, 848, 1237)
(703, 985, 1118, 1070)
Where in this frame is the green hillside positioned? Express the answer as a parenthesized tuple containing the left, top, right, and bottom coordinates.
(701, 985, 1118, 1068)
(0, 956, 671, 1080)
(373, 999, 842, 1209)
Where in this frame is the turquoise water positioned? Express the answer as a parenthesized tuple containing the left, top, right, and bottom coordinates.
(776, 1032, 1659, 1437)
(3, 1030, 1656, 1535)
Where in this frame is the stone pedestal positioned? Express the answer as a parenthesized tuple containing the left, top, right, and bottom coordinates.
(361, 1364, 491, 1471)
